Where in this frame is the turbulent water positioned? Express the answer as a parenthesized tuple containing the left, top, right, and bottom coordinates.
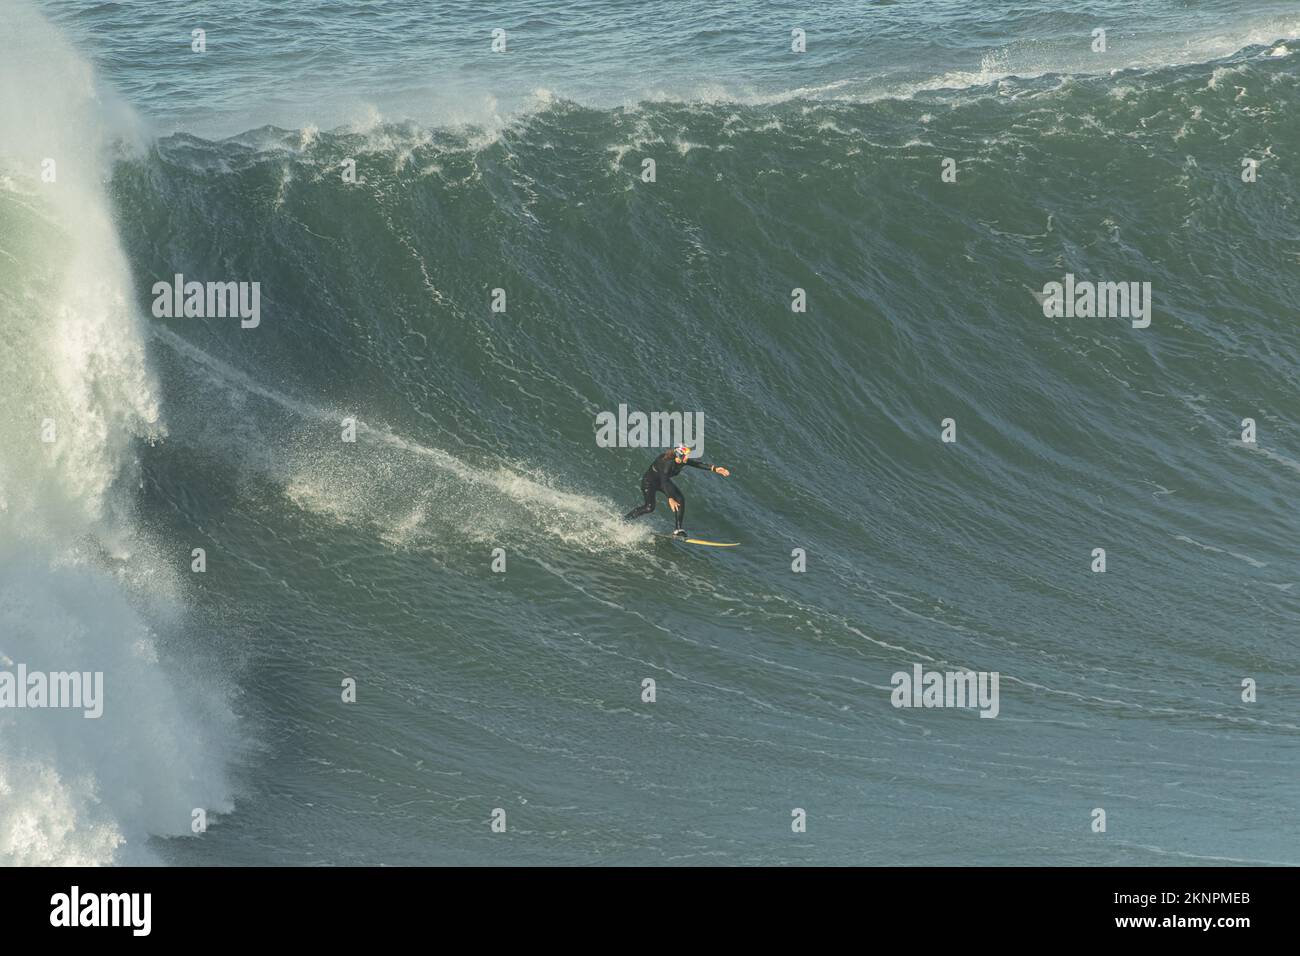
(2, 0, 1298, 865)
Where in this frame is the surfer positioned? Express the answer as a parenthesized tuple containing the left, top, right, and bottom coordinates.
(623, 445, 730, 536)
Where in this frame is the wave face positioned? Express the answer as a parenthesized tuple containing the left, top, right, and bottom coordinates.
(5, 0, 1299, 864)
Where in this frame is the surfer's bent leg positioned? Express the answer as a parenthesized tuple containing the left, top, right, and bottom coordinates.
(664, 480, 685, 531)
(624, 478, 658, 520)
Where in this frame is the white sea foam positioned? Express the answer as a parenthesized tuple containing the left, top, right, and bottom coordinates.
(0, 1, 236, 865)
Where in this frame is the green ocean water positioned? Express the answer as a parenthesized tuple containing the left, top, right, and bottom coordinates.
(1, 0, 1298, 865)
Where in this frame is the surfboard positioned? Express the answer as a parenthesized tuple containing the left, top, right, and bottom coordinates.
(654, 534, 740, 548)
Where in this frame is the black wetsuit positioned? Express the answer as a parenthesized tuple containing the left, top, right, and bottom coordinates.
(624, 451, 717, 531)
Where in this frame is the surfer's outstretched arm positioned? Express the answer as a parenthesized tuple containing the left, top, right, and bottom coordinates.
(686, 459, 730, 476)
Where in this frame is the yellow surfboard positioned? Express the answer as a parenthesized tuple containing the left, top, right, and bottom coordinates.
(655, 534, 740, 548)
